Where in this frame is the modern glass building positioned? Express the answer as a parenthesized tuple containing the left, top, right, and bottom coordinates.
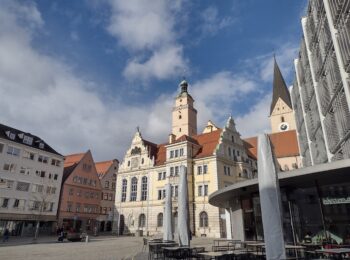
(209, 159, 350, 244)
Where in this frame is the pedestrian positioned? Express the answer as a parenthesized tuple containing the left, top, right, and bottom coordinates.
(2, 228, 9, 242)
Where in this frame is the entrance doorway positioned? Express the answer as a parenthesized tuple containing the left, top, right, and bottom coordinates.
(119, 215, 125, 235)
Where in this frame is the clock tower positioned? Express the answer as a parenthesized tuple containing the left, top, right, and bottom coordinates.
(172, 80, 197, 138)
(270, 57, 296, 133)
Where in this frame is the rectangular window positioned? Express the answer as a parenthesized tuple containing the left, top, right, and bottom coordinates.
(51, 159, 61, 167)
(76, 203, 80, 212)
(104, 193, 108, 200)
(1, 180, 14, 189)
(16, 182, 30, 192)
(0, 143, 4, 153)
(46, 186, 51, 194)
(67, 203, 72, 212)
(3, 163, 16, 172)
(54, 174, 58, 180)
(158, 190, 162, 200)
(23, 136, 33, 145)
(171, 185, 174, 197)
(69, 188, 74, 195)
(158, 172, 162, 180)
(13, 199, 19, 208)
(7, 146, 20, 156)
(224, 166, 227, 175)
(180, 148, 184, 156)
(38, 155, 48, 163)
(109, 194, 113, 201)
(105, 181, 109, 189)
(175, 150, 179, 157)
(175, 186, 178, 197)
(175, 166, 179, 176)
(162, 172, 166, 180)
(51, 187, 56, 194)
(170, 167, 174, 176)
(170, 151, 174, 158)
(197, 166, 202, 175)
(162, 189, 166, 199)
(203, 165, 208, 174)
(2, 198, 9, 208)
(227, 167, 231, 176)
(204, 185, 208, 196)
(198, 185, 202, 196)
(112, 182, 116, 189)
(20, 167, 31, 175)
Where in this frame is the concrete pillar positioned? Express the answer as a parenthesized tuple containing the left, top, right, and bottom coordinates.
(230, 199, 245, 241)
(225, 208, 232, 239)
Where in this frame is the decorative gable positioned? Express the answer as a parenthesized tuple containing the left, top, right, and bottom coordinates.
(119, 130, 156, 172)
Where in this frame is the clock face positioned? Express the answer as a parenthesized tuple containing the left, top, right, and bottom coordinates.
(279, 122, 289, 131)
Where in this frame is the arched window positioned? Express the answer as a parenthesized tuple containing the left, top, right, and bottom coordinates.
(139, 214, 146, 228)
(141, 176, 147, 201)
(157, 213, 163, 227)
(281, 116, 285, 122)
(121, 179, 127, 202)
(130, 177, 138, 201)
(199, 211, 208, 227)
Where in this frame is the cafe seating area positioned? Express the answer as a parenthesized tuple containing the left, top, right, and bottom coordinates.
(144, 238, 350, 259)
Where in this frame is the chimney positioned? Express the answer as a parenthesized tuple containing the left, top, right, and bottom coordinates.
(169, 134, 176, 144)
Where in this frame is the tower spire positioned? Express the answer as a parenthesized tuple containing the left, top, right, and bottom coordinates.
(270, 57, 292, 115)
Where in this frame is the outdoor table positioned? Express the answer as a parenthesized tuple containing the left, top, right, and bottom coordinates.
(148, 242, 178, 259)
(198, 250, 235, 260)
(316, 248, 350, 259)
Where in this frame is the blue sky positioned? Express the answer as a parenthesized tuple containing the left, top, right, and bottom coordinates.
(0, 0, 307, 161)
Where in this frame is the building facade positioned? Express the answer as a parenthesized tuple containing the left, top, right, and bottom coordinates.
(96, 159, 119, 233)
(58, 151, 102, 233)
(115, 80, 257, 238)
(0, 123, 64, 236)
(291, 0, 350, 166)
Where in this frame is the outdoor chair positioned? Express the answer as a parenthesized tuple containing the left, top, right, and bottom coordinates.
(190, 247, 205, 259)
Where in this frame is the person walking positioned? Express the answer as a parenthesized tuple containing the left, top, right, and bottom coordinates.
(2, 228, 9, 242)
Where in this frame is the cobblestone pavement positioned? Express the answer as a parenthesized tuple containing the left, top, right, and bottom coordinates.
(0, 235, 214, 260)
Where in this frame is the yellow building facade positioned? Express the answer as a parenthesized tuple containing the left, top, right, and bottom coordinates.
(115, 80, 257, 238)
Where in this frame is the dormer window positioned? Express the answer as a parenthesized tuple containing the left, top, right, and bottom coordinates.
(23, 135, 33, 145)
(9, 133, 15, 140)
(39, 143, 44, 149)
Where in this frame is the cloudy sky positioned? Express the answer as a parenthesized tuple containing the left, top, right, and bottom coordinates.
(0, 0, 306, 161)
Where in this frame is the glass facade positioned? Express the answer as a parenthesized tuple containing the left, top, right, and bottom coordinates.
(243, 182, 350, 245)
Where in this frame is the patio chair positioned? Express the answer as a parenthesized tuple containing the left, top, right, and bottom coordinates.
(190, 247, 205, 259)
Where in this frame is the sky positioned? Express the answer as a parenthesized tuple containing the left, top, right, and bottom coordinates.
(0, 0, 307, 161)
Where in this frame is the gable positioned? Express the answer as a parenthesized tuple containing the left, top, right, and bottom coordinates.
(65, 151, 101, 190)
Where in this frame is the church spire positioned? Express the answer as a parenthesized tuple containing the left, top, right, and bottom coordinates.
(270, 57, 292, 115)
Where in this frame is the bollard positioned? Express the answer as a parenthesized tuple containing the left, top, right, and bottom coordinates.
(85, 235, 89, 243)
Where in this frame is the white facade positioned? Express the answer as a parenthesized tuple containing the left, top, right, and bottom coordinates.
(0, 127, 64, 236)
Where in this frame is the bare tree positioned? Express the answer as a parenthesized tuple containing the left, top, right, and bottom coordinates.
(30, 177, 56, 241)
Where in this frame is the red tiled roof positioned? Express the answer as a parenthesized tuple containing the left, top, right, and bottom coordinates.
(155, 144, 167, 166)
(95, 160, 114, 177)
(244, 130, 300, 159)
(64, 152, 85, 168)
(193, 130, 222, 159)
(154, 130, 222, 166)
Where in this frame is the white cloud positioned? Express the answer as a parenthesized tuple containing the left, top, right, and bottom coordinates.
(244, 43, 299, 83)
(200, 6, 234, 36)
(0, 0, 298, 162)
(106, 0, 187, 82)
(123, 45, 187, 81)
(236, 94, 272, 138)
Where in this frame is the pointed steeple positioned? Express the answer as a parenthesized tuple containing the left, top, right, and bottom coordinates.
(270, 57, 292, 115)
